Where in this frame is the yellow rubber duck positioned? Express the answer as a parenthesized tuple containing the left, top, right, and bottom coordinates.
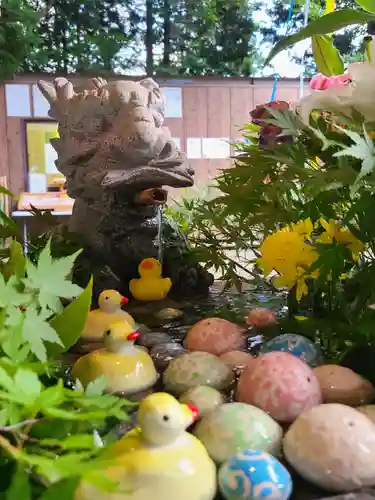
(129, 258, 172, 302)
(72, 322, 158, 394)
(75, 392, 217, 500)
(81, 290, 136, 341)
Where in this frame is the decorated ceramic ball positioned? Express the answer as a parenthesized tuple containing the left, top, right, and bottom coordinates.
(356, 404, 375, 423)
(163, 351, 235, 395)
(313, 365, 375, 406)
(194, 402, 283, 463)
(284, 403, 375, 491)
(219, 450, 292, 500)
(246, 308, 277, 328)
(179, 385, 225, 418)
(260, 333, 323, 367)
(185, 318, 246, 356)
(236, 352, 322, 423)
(220, 350, 253, 371)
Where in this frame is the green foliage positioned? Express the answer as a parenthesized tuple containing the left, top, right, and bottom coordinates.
(154, 0, 260, 76)
(260, 0, 363, 77)
(24, 0, 134, 74)
(2, 0, 263, 78)
(0, 0, 40, 79)
(0, 238, 91, 363)
(266, 9, 375, 65)
(0, 194, 131, 499)
(49, 278, 93, 356)
(180, 102, 375, 358)
(312, 34, 345, 75)
(354, 0, 375, 13)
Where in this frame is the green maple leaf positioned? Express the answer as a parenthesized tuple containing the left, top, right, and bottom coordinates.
(23, 240, 82, 313)
(2, 316, 30, 363)
(22, 307, 63, 363)
(0, 275, 30, 309)
(333, 126, 375, 191)
(263, 108, 300, 137)
(306, 124, 338, 151)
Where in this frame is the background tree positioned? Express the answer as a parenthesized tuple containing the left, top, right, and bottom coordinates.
(1, 0, 262, 78)
(23, 0, 138, 73)
(155, 0, 261, 76)
(0, 0, 41, 79)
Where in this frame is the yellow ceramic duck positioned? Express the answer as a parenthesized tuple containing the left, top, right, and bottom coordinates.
(129, 258, 172, 301)
(81, 290, 136, 341)
(75, 392, 217, 500)
(72, 322, 158, 394)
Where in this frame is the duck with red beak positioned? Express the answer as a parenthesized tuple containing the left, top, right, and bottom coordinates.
(80, 289, 135, 343)
(75, 392, 217, 500)
(72, 322, 158, 394)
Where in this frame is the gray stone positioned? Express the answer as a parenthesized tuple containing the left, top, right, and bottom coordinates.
(140, 331, 173, 348)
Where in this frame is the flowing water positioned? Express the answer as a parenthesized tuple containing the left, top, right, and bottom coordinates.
(156, 206, 164, 264)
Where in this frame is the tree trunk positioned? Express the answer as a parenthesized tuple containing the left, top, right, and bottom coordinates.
(146, 0, 154, 75)
(162, 0, 171, 66)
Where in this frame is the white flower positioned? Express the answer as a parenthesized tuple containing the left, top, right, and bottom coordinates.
(298, 37, 375, 123)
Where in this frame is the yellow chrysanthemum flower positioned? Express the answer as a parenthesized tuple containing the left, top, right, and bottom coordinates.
(318, 218, 364, 259)
(290, 218, 314, 241)
(273, 264, 319, 301)
(257, 222, 319, 301)
(257, 230, 306, 276)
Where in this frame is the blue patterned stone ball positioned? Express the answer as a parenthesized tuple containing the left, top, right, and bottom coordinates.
(260, 333, 323, 367)
(218, 450, 292, 500)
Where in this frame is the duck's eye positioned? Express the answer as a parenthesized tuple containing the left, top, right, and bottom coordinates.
(162, 415, 170, 422)
(104, 329, 111, 336)
(104, 296, 109, 300)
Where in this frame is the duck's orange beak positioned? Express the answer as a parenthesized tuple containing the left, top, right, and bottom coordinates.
(121, 296, 129, 305)
(127, 331, 140, 341)
(141, 260, 154, 270)
(187, 403, 199, 422)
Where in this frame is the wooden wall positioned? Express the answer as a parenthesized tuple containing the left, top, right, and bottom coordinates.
(0, 75, 309, 204)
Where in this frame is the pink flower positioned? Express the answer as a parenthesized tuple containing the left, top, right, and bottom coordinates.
(309, 73, 352, 91)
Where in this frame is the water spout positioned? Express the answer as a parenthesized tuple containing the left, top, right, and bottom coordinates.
(156, 206, 164, 265)
(134, 188, 167, 205)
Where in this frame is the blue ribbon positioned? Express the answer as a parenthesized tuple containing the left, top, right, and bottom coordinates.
(270, 73, 280, 102)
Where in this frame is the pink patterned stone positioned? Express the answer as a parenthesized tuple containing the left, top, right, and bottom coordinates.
(236, 352, 322, 423)
(246, 308, 277, 328)
(185, 318, 245, 356)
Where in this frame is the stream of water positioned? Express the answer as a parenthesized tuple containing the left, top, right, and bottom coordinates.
(156, 206, 164, 264)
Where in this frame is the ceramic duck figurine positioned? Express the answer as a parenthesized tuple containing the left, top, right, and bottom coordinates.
(72, 322, 158, 394)
(75, 392, 217, 500)
(129, 258, 172, 301)
(81, 290, 136, 341)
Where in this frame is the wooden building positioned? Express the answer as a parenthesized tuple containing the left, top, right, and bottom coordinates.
(0, 74, 308, 206)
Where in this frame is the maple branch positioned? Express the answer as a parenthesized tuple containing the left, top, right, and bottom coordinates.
(0, 434, 21, 459)
(0, 418, 41, 432)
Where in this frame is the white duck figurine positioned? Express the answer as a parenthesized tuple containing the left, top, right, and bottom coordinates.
(81, 289, 136, 341)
